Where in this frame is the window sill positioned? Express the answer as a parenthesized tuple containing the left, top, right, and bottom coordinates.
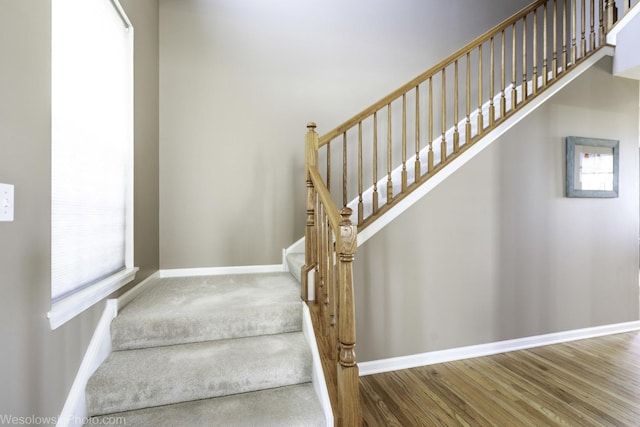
(48, 267, 139, 330)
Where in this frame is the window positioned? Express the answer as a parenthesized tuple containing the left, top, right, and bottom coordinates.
(48, 0, 137, 329)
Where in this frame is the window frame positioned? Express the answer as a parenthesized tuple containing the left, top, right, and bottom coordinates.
(47, 0, 137, 330)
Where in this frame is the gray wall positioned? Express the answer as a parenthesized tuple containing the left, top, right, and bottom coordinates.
(158, 0, 532, 268)
(354, 57, 640, 362)
(0, 0, 159, 419)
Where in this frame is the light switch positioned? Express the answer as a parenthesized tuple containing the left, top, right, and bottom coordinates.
(0, 183, 14, 222)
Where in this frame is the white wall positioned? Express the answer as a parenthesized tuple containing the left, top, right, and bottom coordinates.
(354, 57, 640, 362)
(613, 9, 640, 79)
(158, 0, 532, 268)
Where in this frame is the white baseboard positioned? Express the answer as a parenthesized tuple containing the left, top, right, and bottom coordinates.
(284, 236, 305, 257)
(159, 264, 285, 278)
(282, 248, 290, 273)
(302, 303, 334, 427)
(359, 320, 640, 376)
(117, 271, 161, 309)
(56, 300, 118, 427)
(57, 271, 163, 426)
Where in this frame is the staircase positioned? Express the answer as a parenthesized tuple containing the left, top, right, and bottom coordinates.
(85, 272, 327, 426)
(298, 0, 640, 425)
(80, 2, 639, 426)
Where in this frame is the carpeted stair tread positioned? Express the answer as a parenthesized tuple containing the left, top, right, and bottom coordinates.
(111, 272, 302, 350)
(86, 332, 312, 416)
(89, 383, 325, 426)
(286, 253, 305, 284)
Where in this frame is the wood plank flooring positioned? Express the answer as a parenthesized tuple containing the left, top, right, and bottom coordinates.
(360, 331, 640, 426)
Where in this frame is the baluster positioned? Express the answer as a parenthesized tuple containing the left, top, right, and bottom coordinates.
(327, 219, 335, 360)
(512, 23, 517, 110)
(428, 77, 434, 171)
(336, 207, 361, 427)
(441, 68, 447, 163)
(342, 132, 347, 207)
(402, 94, 407, 193)
(543, 4, 548, 87)
(317, 203, 326, 331)
(323, 214, 331, 337)
(314, 197, 321, 306)
(563, 0, 568, 71)
(489, 37, 495, 126)
(326, 141, 331, 192)
(386, 104, 393, 203)
(606, 0, 615, 31)
(522, 16, 528, 102)
(581, 0, 587, 57)
(415, 86, 421, 181)
(553, 0, 558, 79)
(571, 0, 577, 65)
(501, 30, 507, 117)
(624, 0, 630, 14)
(590, 0, 596, 51)
(466, 52, 472, 144)
(357, 122, 363, 225)
(454, 60, 460, 152)
(303, 123, 318, 302)
(533, 10, 538, 95)
(599, 0, 605, 44)
(478, 44, 484, 136)
(372, 111, 379, 214)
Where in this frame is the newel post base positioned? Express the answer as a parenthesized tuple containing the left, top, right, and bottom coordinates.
(337, 356, 362, 427)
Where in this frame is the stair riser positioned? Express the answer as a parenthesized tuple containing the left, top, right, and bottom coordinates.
(111, 304, 302, 350)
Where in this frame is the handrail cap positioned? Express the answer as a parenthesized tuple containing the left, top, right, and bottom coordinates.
(307, 122, 317, 130)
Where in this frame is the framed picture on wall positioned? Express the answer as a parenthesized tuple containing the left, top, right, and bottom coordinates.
(566, 136, 619, 198)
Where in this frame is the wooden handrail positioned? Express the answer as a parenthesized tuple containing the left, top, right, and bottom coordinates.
(318, 0, 547, 147)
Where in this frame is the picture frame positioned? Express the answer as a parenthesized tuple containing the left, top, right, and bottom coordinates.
(566, 136, 619, 198)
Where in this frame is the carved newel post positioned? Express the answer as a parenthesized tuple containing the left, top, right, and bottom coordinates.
(302, 123, 319, 302)
(336, 207, 362, 426)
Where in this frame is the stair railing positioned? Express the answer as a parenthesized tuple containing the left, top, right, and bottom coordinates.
(304, 122, 361, 426)
(311, 0, 619, 234)
(302, 0, 637, 425)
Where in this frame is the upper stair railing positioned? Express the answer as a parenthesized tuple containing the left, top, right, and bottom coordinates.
(303, 1, 637, 425)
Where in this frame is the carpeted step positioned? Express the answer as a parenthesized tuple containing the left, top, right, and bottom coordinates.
(111, 272, 303, 350)
(86, 332, 312, 416)
(89, 383, 325, 426)
(286, 252, 305, 284)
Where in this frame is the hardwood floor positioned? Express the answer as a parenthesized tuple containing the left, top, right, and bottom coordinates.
(360, 331, 640, 426)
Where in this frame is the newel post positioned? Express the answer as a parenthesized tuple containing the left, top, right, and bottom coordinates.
(302, 123, 319, 302)
(336, 207, 362, 426)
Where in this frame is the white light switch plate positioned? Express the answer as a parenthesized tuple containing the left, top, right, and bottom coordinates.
(0, 183, 14, 222)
